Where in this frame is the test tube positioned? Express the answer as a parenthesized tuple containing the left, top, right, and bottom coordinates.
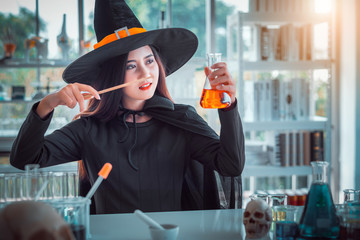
(25, 164, 40, 200)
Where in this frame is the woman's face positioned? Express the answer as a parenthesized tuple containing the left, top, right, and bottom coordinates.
(122, 45, 159, 110)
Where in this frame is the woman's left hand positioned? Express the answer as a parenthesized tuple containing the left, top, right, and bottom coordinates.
(204, 62, 236, 104)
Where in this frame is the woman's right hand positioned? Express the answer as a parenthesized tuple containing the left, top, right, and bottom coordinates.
(36, 83, 101, 119)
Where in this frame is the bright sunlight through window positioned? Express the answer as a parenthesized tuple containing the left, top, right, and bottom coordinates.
(315, 0, 332, 13)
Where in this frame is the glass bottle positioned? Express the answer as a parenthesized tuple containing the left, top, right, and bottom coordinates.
(57, 14, 71, 61)
(298, 161, 340, 239)
(344, 189, 356, 203)
(200, 53, 231, 109)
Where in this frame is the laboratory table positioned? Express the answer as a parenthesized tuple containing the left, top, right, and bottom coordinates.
(89, 209, 258, 240)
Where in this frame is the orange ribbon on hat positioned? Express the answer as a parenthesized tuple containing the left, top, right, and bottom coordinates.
(93, 27, 147, 49)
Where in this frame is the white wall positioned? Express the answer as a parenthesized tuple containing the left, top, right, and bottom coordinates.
(339, 0, 357, 195)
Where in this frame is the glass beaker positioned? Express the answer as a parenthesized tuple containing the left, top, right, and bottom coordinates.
(344, 189, 360, 204)
(298, 161, 340, 239)
(270, 193, 288, 207)
(47, 197, 91, 239)
(250, 193, 270, 204)
(274, 205, 302, 239)
(200, 53, 231, 109)
(344, 189, 356, 203)
(336, 203, 360, 240)
(269, 193, 288, 224)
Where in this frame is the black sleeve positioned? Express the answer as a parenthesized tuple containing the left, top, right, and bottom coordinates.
(10, 102, 86, 170)
(189, 99, 245, 176)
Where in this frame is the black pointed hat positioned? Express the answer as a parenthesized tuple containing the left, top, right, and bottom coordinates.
(62, 0, 198, 85)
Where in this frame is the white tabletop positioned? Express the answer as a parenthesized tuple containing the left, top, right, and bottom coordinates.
(89, 209, 250, 240)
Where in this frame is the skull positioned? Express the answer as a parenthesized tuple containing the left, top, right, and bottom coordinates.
(243, 198, 272, 239)
(0, 201, 74, 240)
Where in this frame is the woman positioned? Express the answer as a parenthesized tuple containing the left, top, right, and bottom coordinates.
(10, 0, 245, 214)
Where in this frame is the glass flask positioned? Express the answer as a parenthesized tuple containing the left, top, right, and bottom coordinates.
(200, 53, 231, 109)
(298, 161, 340, 239)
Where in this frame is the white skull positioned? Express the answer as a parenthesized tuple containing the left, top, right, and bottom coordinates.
(243, 198, 272, 239)
(0, 201, 74, 240)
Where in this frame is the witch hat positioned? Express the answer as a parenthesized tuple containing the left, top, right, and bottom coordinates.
(62, 0, 198, 85)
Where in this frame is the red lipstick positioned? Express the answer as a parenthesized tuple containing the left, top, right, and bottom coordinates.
(139, 82, 152, 90)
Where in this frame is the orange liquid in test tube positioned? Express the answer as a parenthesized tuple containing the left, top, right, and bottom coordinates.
(200, 89, 231, 109)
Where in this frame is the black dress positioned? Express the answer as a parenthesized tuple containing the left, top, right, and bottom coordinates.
(10, 95, 245, 214)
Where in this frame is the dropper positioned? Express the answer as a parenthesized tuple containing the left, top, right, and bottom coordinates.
(85, 163, 113, 200)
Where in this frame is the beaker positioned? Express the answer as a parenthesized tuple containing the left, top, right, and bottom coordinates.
(298, 161, 340, 239)
(270, 193, 288, 207)
(337, 203, 360, 240)
(344, 189, 356, 203)
(344, 189, 360, 203)
(47, 197, 91, 239)
(250, 193, 270, 204)
(274, 205, 302, 239)
(200, 53, 231, 109)
(269, 193, 288, 223)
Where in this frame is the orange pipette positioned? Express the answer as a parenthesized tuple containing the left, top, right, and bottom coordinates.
(98, 163, 112, 179)
(85, 163, 112, 200)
